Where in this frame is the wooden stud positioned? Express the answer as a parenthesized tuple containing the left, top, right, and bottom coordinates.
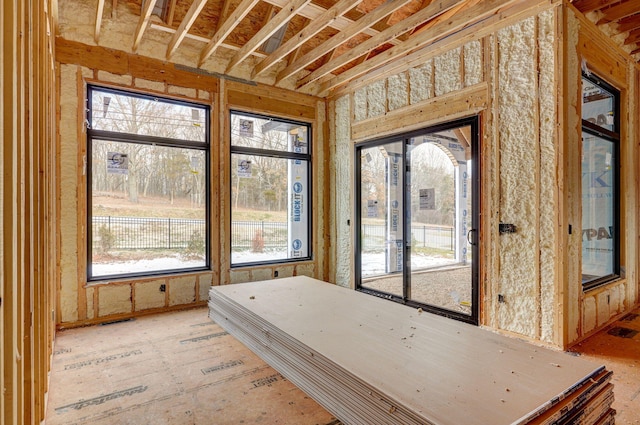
(76, 66, 88, 322)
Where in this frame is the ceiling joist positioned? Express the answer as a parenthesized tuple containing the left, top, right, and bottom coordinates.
(226, 0, 313, 74)
(133, 0, 159, 51)
(252, 0, 363, 78)
(166, 0, 208, 59)
(198, 0, 261, 66)
(296, 0, 467, 89)
(95, 0, 105, 43)
(275, 0, 415, 84)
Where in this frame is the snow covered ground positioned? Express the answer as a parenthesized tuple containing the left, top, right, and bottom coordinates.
(92, 256, 205, 276)
(92, 250, 456, 277)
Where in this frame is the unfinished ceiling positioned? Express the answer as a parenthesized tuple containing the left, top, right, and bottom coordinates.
(572, 0, 640, 61)
(65, 0, 520, 96)
(59, 0, 640, 97)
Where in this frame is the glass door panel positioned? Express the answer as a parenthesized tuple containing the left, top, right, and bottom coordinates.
(358, 141, 404, 298)
(407, 126, 473, 316)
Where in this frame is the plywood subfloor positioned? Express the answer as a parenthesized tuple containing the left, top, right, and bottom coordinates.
(572, 307, 640, 425)
(45, 303, 640, 425)
(45, 308, 340, 425)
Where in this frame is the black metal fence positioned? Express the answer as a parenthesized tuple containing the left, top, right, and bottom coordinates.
(231, 221, 288, 250)
(92, 216, 205, 251)
(361, 223, 454, 252)
(92, 216, 454, 253)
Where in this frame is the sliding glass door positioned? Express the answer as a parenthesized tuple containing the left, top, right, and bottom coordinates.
(356, 118, 479, 324)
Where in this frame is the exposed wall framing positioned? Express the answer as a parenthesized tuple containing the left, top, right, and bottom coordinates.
(55, 39, 327, 328)
(329, 2, 640, 349)
(1, 0, 58, 423)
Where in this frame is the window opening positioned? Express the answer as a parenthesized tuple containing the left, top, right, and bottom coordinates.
(581, 73, 620, 290)
(230, 111, 312, 266)
(87, 86, 210, 280)
(355, 117, 479, 324)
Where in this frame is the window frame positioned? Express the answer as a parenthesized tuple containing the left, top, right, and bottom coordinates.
(354, 116, 480, 325)
(580, 72, 621, 291)
(229, 110, 313, 268)
(86, 85, 211, 282)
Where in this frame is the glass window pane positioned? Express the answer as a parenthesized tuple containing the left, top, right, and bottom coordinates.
(231, 154, 309, 265)
(408, 129, 471, 315)
(91, 88, 207, 142)
(91, 140, 206, 277)
(582, 133, 615, 282)
(231, 112, 309, 154)
(582, 77, 615, 132)
(358, 141, 404, 298)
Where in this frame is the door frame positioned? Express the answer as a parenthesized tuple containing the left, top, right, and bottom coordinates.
(354, 116, 480, 325)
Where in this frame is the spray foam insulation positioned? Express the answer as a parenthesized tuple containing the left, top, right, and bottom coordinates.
(168, 276, 197, 306)
(387, 73, 409, 111)
(353, 87, 367, 122)
(434, 47, 461, 97)
(366, 80, 386, 119)
(537, 9, 557, 344)
(497, 17, 538, 338)
(59, 64, 80, 323)
(98, 285, 132, 317)
(135, 279, 167, 311)
(463, 41, 482, 87)
(409, 60, 433, 105)
(334, 95, 352, 288)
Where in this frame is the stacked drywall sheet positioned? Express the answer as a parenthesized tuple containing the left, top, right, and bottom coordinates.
(208, 276, 615, 425)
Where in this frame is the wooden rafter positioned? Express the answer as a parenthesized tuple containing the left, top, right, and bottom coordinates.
(615, 13, 640, 33)
(571, 0, 619, 15)
(252, 0, 362, 78)
(133, 0, 159, 52)
(167, 0, 178, 26)
(296, 0, 466, 89)
(166, 0, 208, 59)
(317, 0, 512, 94)
(276, 0, 414, 84)
(596, 0, 640, 25)
(264, 0, 400, 46)
(226, 0, 313, 74)
(198, 0, 261, 67)
(95, 0, 105, 43)
(624, 28, 640, 45)
(217, 0, 234, 31)
(150, 22, 269, 58)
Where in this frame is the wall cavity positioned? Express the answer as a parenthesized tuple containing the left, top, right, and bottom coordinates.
(537, 9, 557, 344)
(367, 80, 386, 119)
(334, 95, 352, 288)
(409, 60, 433, 105)
(463, 41, 482, 87)
(59, 64, 80, 323)
(496, 17, 538, 339)
(434, 47, 461, 96)
(387, 73, 408, 111)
